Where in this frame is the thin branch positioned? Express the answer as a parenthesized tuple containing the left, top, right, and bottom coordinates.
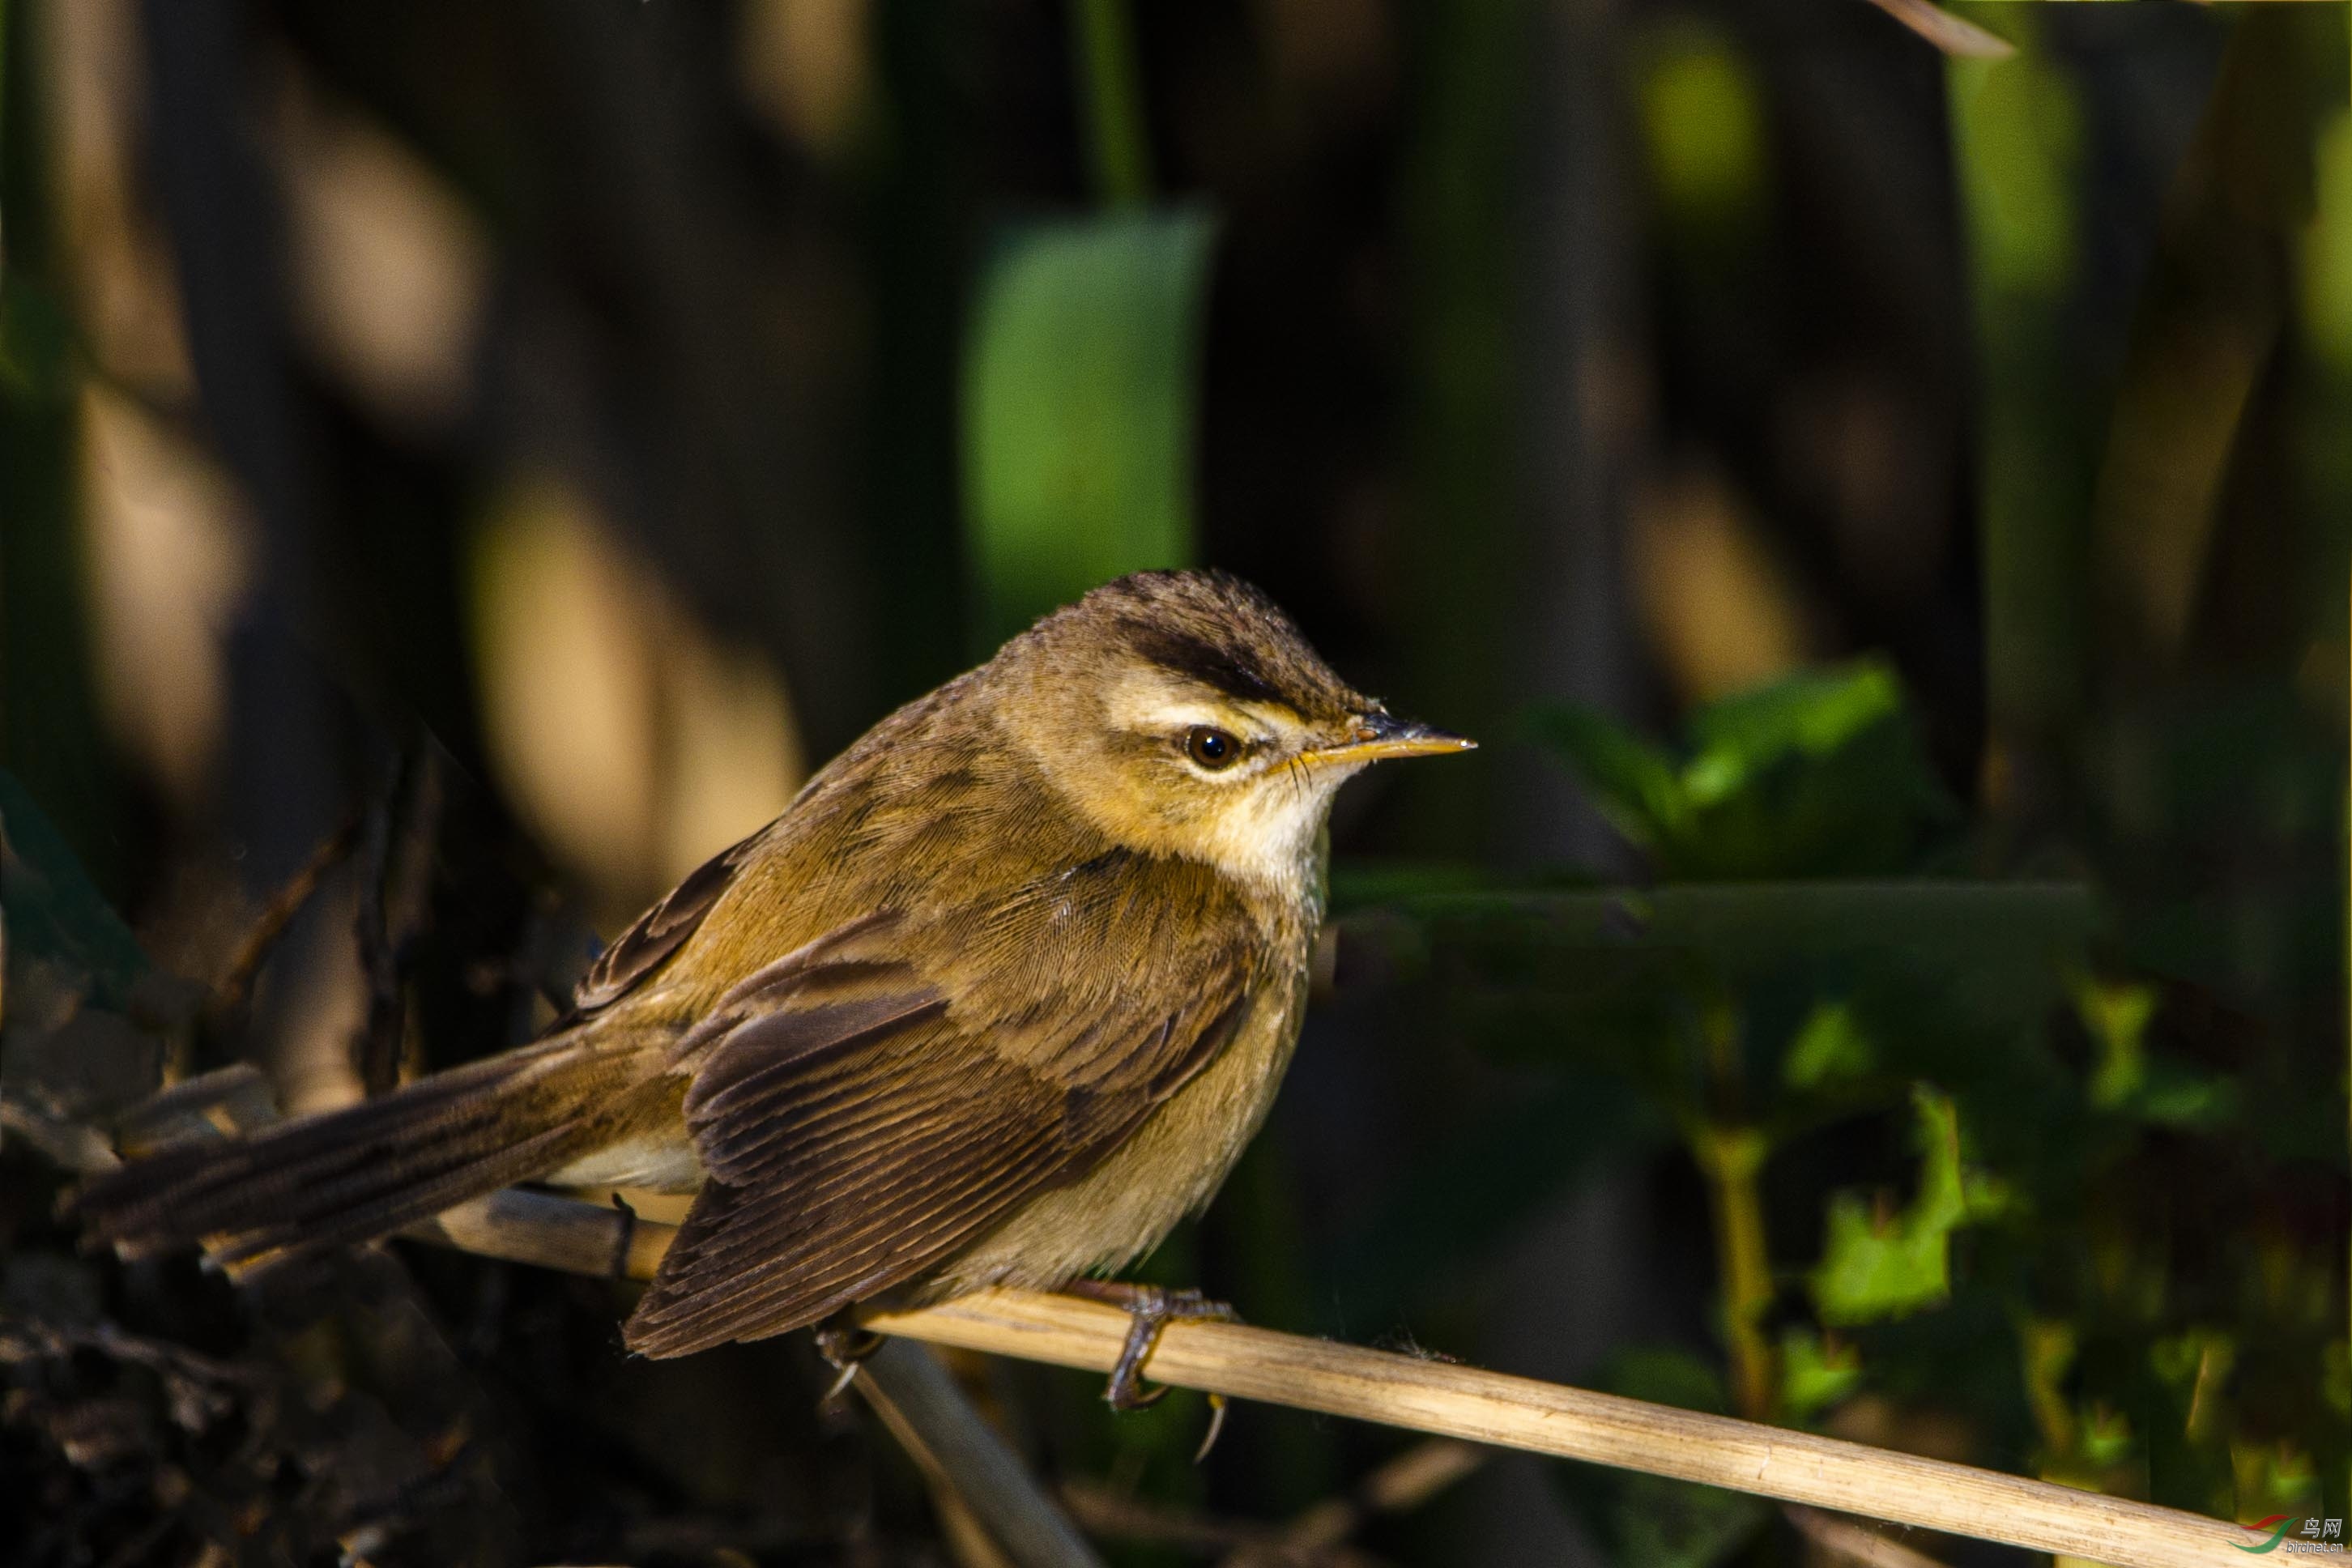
(1059, 1481, 1280, 1559)
(854, 1338, 1104, 1568)
(208, 815, 359, 1016)
(351, 747, 441, 1096)
(1785, 1504, 1949, 1568)
(1220, 1438, 1482, 1568)
(395, 1191, 2240, 1568)
(1859, 0, 2014, 61)
(1060, 1481, 1384, 1568)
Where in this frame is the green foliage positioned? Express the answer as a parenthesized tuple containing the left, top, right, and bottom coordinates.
(1810, 1089, 2002, 1327)
(1357, 644, 2349, 1545)
(0, 267, 74, 398)
(2309, 106, 2352, 369)
(1775, 1328, 1860, 1425)
(1634, 18, 1768, 241)
(2075, 978, 2239, 1129)
(961, 207, 1216, 645)
(0, 769, 187, 1162)
(0, 768, 151, 1010)
(1779, 1000, 1872, 1089)
(1532, 660, 1957, 880)
(1949, 38, 2083, 303)
(1353, 880, 2089, 1126)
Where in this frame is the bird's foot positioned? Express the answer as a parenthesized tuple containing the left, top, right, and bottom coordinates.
(813, 1320, 884, 1406)
(607, 1191, 637, 1280)
(1062, 1280, 1238, 1436)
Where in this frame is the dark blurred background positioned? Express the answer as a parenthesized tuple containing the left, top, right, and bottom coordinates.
(2, 1, 2348, 1565)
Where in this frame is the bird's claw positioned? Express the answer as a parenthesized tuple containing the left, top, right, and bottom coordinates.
(1065, 1282, 1238, 1417)
(813, 1323, 883, 1406)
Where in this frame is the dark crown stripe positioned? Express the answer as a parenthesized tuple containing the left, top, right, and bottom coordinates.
(1122, 620, 1285, 704)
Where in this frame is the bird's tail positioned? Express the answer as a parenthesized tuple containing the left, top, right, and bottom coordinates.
(75, 1029, 664, 1275)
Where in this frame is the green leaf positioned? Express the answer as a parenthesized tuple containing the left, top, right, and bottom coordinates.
(1780, 999, 1874, 1089)
(1353, 881, 2089, 1099)
(2076, 978, 2156, 1107)
(0, 275, 75, 403)
(1325, 857, 1540, 914)
(2128, 1065, 2239, 1128)
(0, 768, 150, 1010)
(961, 206, 1217, 643)
(1777, 1327, 1862, 1424)
(1524, 707, 1687, 852)
(1534, 660, 1958, 880)
(1, 770, 181, 1133)
(2077, 1406, 2133, 1468)
(2073, 977, 2239, 1127)
(1681, 661, 1907, 798)
(1810, 1087, 1995, 1325)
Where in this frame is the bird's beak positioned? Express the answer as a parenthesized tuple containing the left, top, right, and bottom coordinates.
(1300, 711, 1478, 767)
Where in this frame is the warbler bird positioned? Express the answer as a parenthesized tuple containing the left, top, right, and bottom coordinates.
(78, 570, 1472, 1396)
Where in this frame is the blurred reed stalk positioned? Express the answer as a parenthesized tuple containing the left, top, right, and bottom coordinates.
(1691, 1122, 1774, 1424)
(1067, 0, 1149, 207)
(1692, 992, 1777, 1424)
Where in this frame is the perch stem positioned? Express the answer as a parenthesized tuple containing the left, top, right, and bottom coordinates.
(393, 1193, 2242, 1568)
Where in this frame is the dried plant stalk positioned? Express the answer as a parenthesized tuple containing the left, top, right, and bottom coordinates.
(403, 1190, 2240, 1568)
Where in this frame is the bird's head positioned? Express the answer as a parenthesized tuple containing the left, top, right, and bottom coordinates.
(989, 570, 1473, 891)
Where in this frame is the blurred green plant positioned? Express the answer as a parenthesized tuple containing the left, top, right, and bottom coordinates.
(0, 770, 194, 1181)
(1343, 656, 2346, 1562)
(1530, 660, 1958, 880)
(961, 207, 1216, 647)
(0, 769, 151, 1012)
(2310, 106, 2352, 370)
(1634, 15, 1769, 248)
(1809, 1087, 2006, 1327)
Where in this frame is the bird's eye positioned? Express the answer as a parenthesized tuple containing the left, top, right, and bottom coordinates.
(1184, 726, 1242, 771)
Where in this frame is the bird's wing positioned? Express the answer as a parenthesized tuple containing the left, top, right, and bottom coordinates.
(569, 828, 768, 1016)
(622, 850, 1260, 1357)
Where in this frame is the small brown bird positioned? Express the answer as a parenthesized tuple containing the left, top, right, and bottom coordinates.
(78, 570, 1471, 1400)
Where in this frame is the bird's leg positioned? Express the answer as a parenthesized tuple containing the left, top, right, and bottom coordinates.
(813, 1315, 884, 1406)
(607, 1191, 636, 1280)
(1061, 1280, 1238, 1412)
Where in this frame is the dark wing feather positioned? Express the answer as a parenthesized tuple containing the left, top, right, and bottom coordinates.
(623, 852, 1258, 1357)
(74, 1031, 655, 1273)
(570, 826, 767, 1016)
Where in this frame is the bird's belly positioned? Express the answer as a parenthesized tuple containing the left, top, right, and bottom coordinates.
(543, 1132, 705, 1194)
(928, 968, 1309, 1297)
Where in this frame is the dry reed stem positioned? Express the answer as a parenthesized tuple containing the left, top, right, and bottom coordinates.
(403, 1189, 2247, 1568)
(851, 1338, 1101, 1568)
(101, 1075, 1096, 1568)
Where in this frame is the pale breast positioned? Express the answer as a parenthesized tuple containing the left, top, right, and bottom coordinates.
(928, 960, 1311, 1296)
